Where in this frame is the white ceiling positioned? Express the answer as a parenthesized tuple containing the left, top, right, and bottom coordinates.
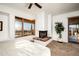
(0, 3, 79, 15)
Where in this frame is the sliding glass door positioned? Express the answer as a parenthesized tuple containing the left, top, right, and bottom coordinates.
(15, 18, 22, 37)
(15, 16, 35, 38)
(69, 24, 79, 43)
(23, 22, 32, 36)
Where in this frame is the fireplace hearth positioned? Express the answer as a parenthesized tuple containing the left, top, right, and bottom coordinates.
(33, 30, 51, 42)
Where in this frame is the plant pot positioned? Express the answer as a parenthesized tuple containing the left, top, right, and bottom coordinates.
(57, 38, 63, 43)
(57, 41, 63, 43)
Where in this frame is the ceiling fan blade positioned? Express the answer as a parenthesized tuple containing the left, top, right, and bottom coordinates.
(35, 3, 42, 9)
(28, 3, 32, 9)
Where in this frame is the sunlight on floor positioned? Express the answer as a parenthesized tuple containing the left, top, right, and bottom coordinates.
(0, 39, 50, 56)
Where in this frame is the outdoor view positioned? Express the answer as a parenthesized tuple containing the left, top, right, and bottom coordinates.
(15, 17, 35, 37)
(69, 24, 79, 43)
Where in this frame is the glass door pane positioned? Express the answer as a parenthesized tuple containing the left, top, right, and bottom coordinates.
(15, 19, 22, 37)
(69, 24, 78, 42)
(23, 22, 32, 36)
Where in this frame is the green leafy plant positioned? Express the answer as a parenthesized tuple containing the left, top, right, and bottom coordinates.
(55, 22, 64, 38)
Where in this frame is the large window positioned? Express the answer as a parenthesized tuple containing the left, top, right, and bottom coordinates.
(15, 16, 35, 37)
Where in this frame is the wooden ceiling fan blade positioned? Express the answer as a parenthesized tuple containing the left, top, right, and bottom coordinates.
(28, 3, 32, 9)
(35, 3, 42, 9)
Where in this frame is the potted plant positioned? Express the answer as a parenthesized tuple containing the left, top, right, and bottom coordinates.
(55, 22, 64, 41)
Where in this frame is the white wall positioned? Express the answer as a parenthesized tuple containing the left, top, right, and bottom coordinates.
(35, 11, 48, 37)
(52, 11, 79, 42)
(0, 12, 9, 41)
(47, 14, 52, 37)
(35, 11, 52, 37)
(0, 5, 36, 41)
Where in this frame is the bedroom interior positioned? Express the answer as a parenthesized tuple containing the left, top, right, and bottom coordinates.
(0, 3, 79, 56)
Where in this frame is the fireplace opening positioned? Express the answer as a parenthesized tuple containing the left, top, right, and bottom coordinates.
(39, 31, 47, 38)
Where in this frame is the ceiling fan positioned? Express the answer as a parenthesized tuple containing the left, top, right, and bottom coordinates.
(28, 3, 42, 9)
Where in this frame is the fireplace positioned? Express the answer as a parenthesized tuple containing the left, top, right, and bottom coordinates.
(33, 30, 51, 42)
(39, 31, 47, 38)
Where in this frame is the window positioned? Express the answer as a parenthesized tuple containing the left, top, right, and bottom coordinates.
(15, 16, 35, 38)
(15, 18, 22, 37)
(23, 22, 32, 36)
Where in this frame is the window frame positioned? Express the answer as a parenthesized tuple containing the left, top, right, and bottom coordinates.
(15, 16, 35, 38)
